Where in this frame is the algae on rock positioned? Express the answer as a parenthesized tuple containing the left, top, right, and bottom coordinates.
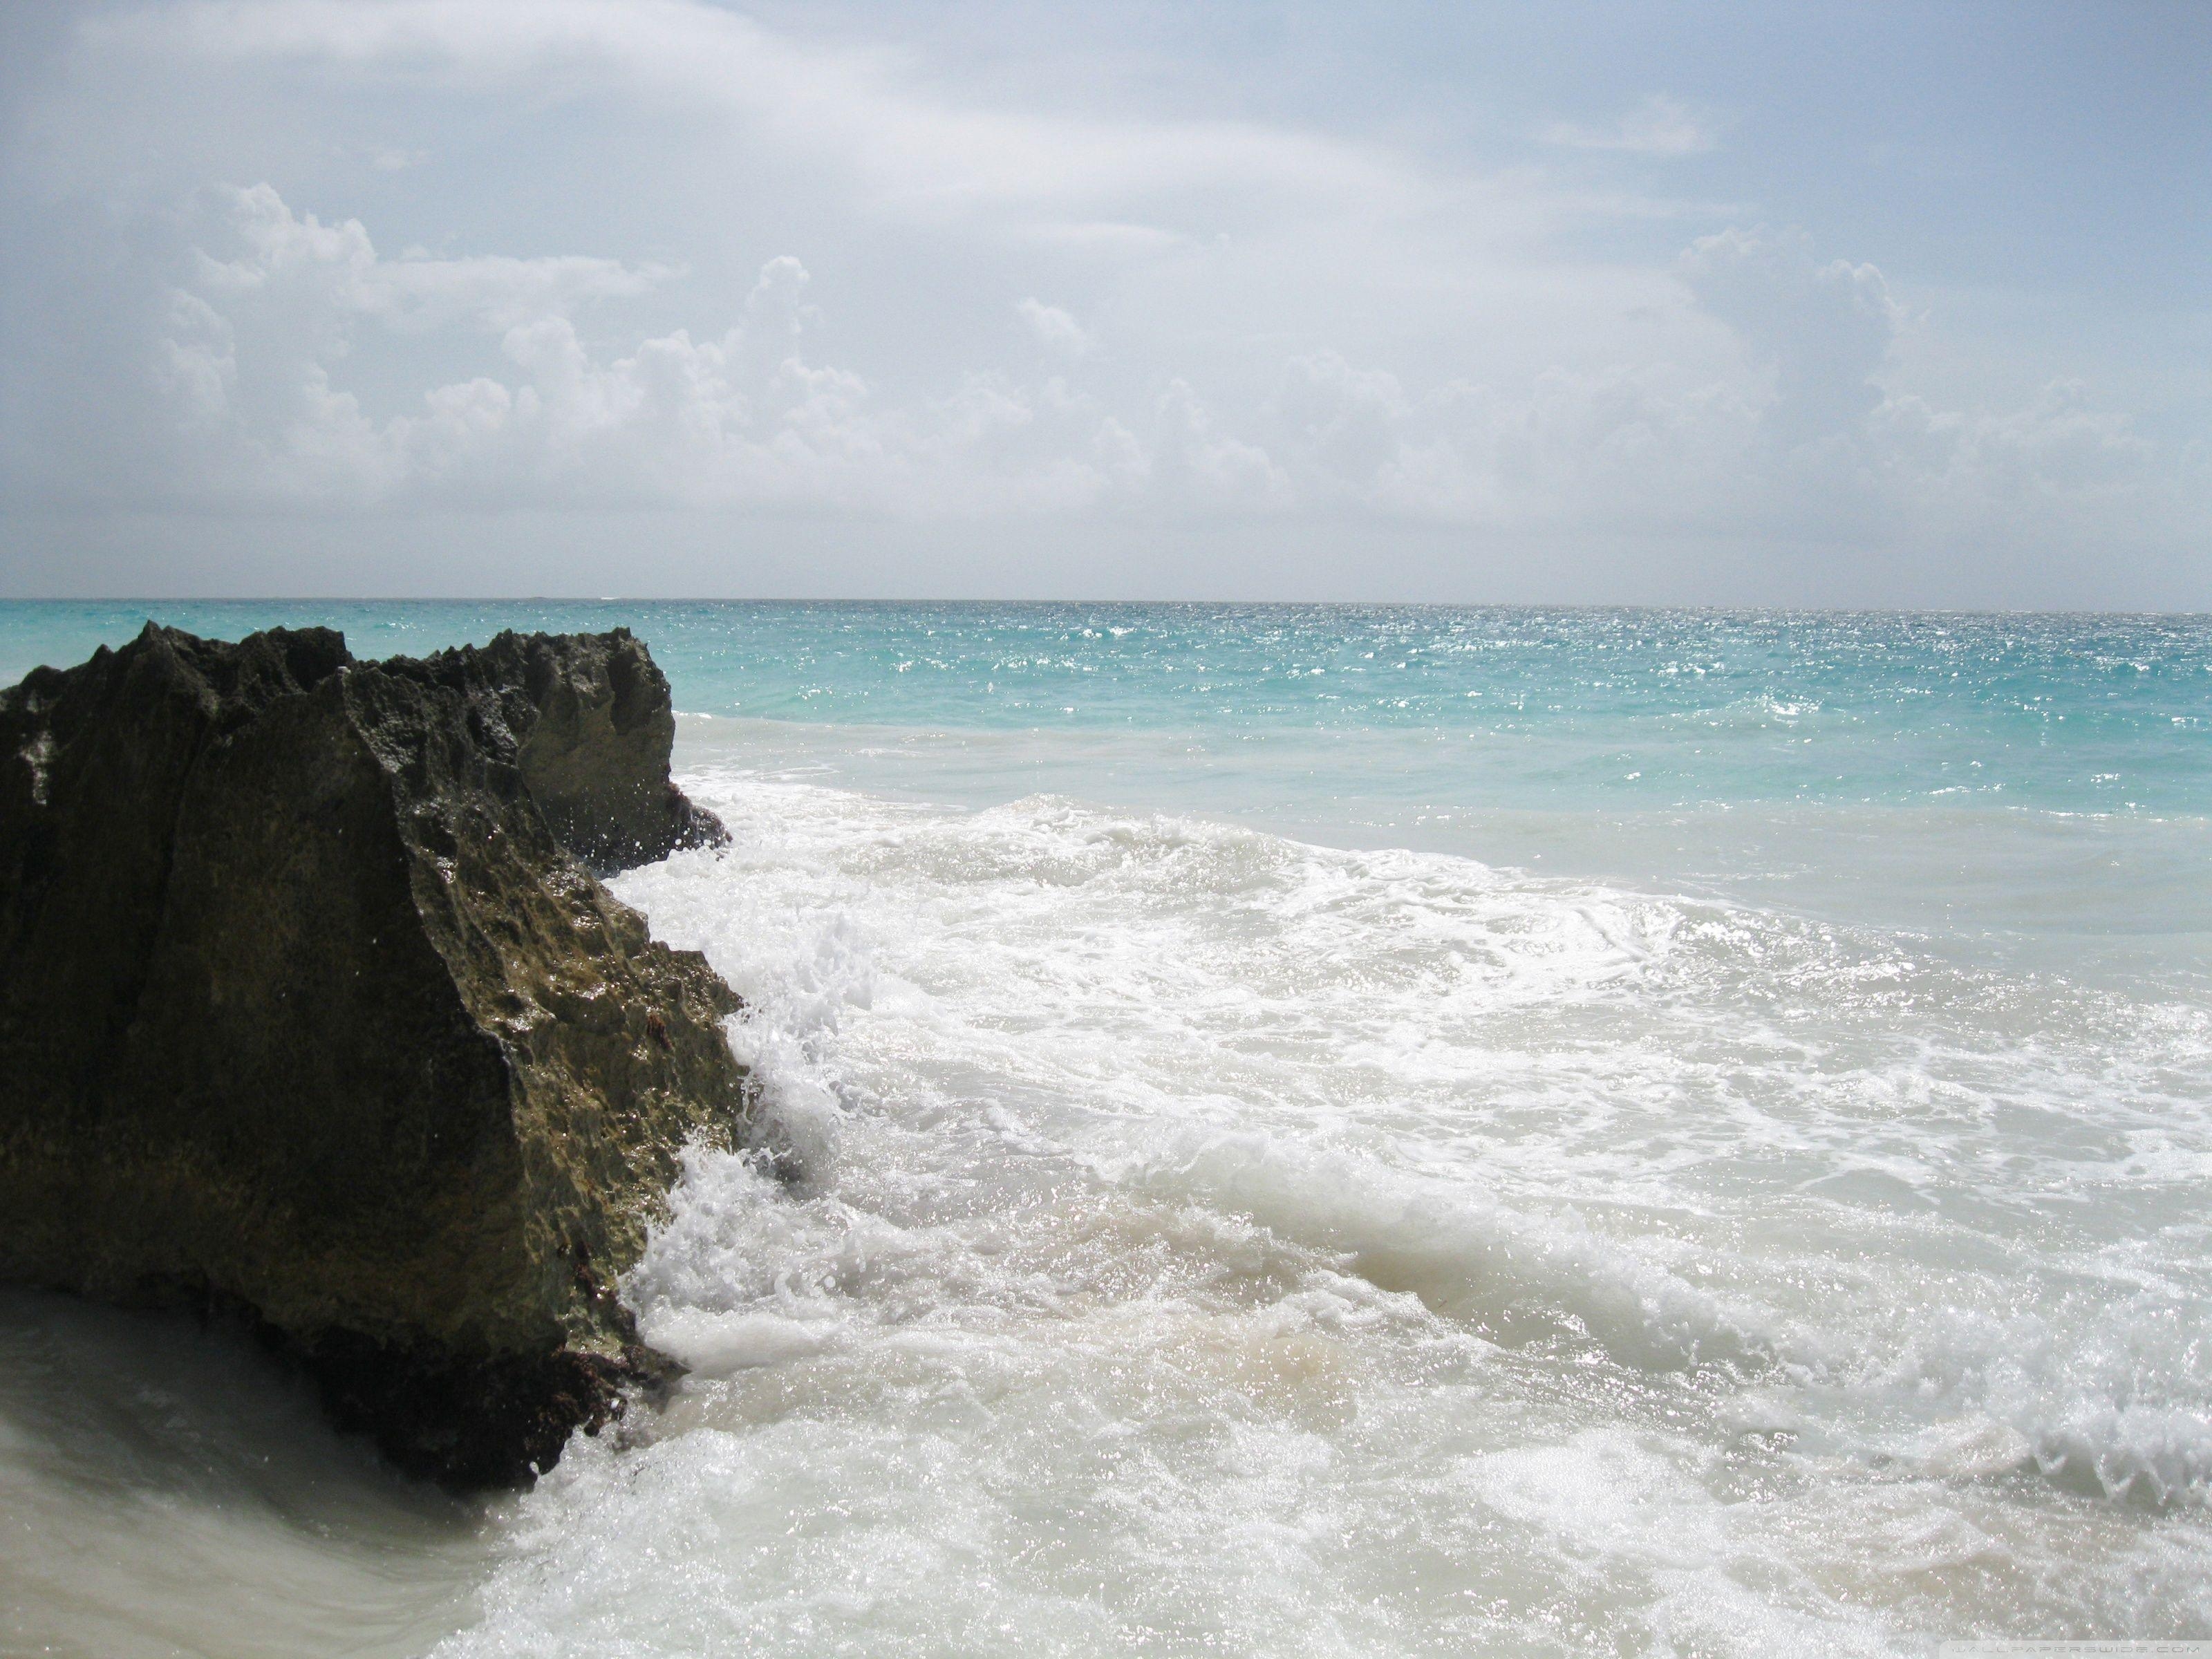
(0, 624, 749, 1486)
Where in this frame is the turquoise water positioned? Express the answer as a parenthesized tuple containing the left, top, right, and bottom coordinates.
(5, 601, 2211, 1655)
(7, 601, 2208, 812)
(6, 601, 2208, 946)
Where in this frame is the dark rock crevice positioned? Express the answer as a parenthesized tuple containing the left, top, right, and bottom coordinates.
(0, 624, 750, 1487)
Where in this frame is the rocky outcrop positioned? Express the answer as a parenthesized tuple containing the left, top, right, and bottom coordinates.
(0, 624, 750, 1487)
(417, 628, 728, 874)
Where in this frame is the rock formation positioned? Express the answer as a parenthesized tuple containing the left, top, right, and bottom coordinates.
(0, 624, 749, 1487)
(420, 628, 728, 874)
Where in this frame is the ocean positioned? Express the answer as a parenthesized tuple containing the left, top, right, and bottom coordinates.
(2, 601, 2209, 1656)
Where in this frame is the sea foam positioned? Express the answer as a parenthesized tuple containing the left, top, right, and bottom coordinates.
(422, 763, 2212, 1655)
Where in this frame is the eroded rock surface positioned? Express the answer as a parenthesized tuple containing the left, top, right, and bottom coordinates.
(0, 624, 749, 1486)
(418, 628, 729, 873)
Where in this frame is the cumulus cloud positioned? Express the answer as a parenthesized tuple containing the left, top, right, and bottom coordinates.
(3, 0, 2200, 599)
(127, 182, 2192, 561)
(1871, 381, 2156, 524)
(1272, 351, 1409, 489)
(1150, 379, 1288, 509)
(144, 184, 1172, 514)
(1679, 225, 1898, 446)
(190, 185, 673, 344)
(1016, 299, 1095, 358)
(1543, 95, 1721, 157)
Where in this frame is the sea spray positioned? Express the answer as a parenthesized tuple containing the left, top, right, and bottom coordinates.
(420, 762, 2212, 1653)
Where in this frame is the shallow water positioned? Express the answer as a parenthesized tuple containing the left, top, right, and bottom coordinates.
(1, 603, 2207, 1654)
(0, 1293, 491, 1658)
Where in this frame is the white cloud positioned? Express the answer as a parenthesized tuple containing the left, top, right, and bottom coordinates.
(153, 288, 235, 427)
(1542, 95, 1721, 158)
(3, 0, 2199, 599)
(148, 183, 1156, 513)
(96, 0, 1414, 229)
(1015, 299, 1094, 358)
(1871, 380, 2156, 526)
(194, 183, 672, 332)
(1678, 225, 1899, 446)
(1150, 379, 1288, 509)
(1272, 351, 1409, 489)
(26, 0, 1754, 447)
(133, 182, 2195, 562)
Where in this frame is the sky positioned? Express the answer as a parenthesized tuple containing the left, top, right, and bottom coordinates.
(0, 0, 2205, 606)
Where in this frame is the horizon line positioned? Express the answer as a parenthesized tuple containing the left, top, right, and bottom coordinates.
(2, 597, 2209, 621)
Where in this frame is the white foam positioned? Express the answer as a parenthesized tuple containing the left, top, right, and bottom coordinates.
(427, 764, 2212, 1651)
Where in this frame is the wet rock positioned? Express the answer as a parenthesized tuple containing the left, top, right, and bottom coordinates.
(415, 628, 729, 874)
(0, 624, 749, 1487)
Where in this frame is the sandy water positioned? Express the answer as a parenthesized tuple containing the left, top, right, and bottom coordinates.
(2, 605, 2208, 1655)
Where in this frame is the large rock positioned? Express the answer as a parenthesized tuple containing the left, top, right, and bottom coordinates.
(0, 624, 750, 1486)
(424, 628, 728, 874)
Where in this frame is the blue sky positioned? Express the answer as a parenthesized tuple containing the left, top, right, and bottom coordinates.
(1, 0, 2204, 604)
